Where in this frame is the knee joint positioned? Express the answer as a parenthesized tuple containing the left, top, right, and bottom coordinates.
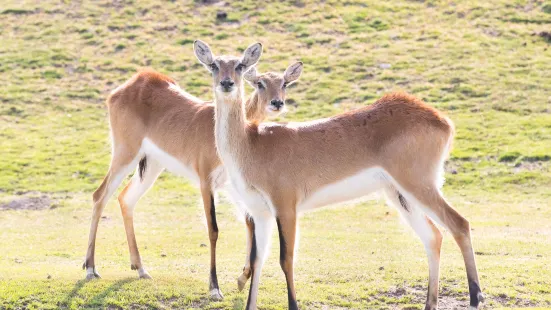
(209, 230, 219, 242)
(92, 190, 103, 204)
(279, 256, 292, 271)
(453, 218, 471, 238)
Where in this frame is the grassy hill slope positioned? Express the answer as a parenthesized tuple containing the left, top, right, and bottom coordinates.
(1, 0, 550, 309)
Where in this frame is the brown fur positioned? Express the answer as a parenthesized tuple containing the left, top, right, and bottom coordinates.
(108, 71, 219, 179)
(244, 63, 303, 124)
(201, 44, 482, 309)
(217, 89, 482, 310)
(84, 67, 294, 296)
(225, 92, 453, 205)
(245, 72, 286, 123)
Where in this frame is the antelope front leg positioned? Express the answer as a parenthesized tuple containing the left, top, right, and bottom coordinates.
(245, 215, 274, 310)
(276, 213, 299, 310)
(238, 215, 254, 291)
(200, 185, 223, 300)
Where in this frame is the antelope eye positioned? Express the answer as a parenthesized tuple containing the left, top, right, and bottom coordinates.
(236, 63, 245, 71)
(283, 83, 288, 89)
(257, 81, 264, 89)
(209, 63, 218, 71)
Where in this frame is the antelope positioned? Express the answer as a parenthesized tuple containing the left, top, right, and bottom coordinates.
(83, 62, 302, 299)
(194, 40, 484, 310)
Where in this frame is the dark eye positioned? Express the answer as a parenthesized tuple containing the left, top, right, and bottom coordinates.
(209, 63, 218, 71)
(257, 81, 264, 89)
(236, 63, 245, 71)
(283, 83, 288, 89)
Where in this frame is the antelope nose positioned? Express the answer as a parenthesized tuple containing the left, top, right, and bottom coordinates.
(271, 99, 284, 109)
(220, 79, 234, 89)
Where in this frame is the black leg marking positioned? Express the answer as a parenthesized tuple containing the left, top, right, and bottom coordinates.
(246, 219, 257, 309)
(210, 195, 218, 233)
(276, 218, 286, 264)
(138, 157, 147, 181)
(397, 192, 409, 212)
(468, 279, 482, 307)
(209, 194, 219, 290)
(248, 218, 257, 267)
(277, 218, 298, 309)
(287, 279, 298, 310)
(210, 266, 219, 289)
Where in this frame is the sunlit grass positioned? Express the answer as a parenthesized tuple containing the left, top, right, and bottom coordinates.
(1, 0, 550, 309)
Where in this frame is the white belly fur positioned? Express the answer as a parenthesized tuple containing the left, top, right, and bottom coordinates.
(139, 140, 390, 218)
(141, 138, 200, 185)
(298, 167, 389, 212)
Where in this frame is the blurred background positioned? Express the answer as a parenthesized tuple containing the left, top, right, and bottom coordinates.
(1, 1, 550, 309)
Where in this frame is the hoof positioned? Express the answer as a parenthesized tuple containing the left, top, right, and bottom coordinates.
(469, 292, 485, 309)
(85, 268, 101, 280)
(478, 292, 485, 303)
(139, 271, 153, 279)
(237, 273, 249, 292)
(210, 288, 224, 300)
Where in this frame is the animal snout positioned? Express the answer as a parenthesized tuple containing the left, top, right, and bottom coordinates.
(271, 99, 284, 109)
(220, 79, 234, 91)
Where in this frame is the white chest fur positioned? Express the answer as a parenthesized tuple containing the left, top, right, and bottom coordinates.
(215, 111, 274, 217)
(222, 158, 275, 219)
(298, 167, 389, 212)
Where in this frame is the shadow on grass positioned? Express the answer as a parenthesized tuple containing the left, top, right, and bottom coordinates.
(60, 277, 137, 309)
(232, 295, 245, 310)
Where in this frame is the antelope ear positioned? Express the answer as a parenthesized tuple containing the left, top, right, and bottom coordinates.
(284, 61, 303, 84)
(193, 40, 214, 66)
(240, 43, 263, 69)
(244, 66, 259, 86)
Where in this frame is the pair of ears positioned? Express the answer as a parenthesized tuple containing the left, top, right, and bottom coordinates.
(245, 61, 303, 86)
(193, 40, 303, 85)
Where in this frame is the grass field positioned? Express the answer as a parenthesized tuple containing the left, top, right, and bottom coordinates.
(1, 0, 550, 309)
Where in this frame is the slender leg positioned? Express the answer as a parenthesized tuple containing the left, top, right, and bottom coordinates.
(276, 213, 299, 310)
(200, 184, 223, 300)
(118, 158, 163, 279)
(408, 186, 484, 309)
(384, 188, 442, 310)
(238, 215, 254, 291)
(245, 216, 274, 310)
(84, 154, 138, 279)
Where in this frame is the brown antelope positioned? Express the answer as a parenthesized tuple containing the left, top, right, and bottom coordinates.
(83, 63, 301, 299)
(194, 40, 484, 310)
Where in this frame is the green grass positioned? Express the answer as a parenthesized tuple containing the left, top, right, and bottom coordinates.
(1, 0, 550, 309)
